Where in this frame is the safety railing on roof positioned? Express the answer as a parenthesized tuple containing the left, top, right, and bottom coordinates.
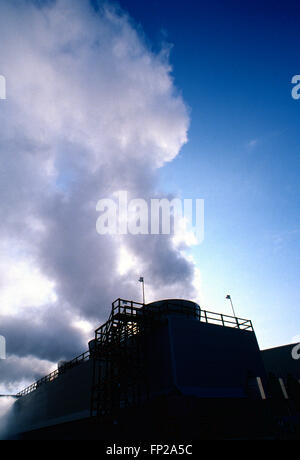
(17, 350, 90, 397)
(17, 299, 253, 398)
(201, 309, 253, 331)
(107, 299, 253, 331)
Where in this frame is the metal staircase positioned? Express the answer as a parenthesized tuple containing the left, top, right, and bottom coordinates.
(90, 299, 156, 418)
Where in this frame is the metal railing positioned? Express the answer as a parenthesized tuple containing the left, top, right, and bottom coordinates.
(106, 299, 253, 331)
(17, 351, 90, 397)
(17, 299, 253, 398)
(201, 309, 253, 331)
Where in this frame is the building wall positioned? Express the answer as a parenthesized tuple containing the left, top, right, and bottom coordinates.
(9, 314, 268, 435)
(172, 317, 267, 397)
(9, 360, 93, 434)
(145, 316, 267, 398)
(261, 344, 300, 380)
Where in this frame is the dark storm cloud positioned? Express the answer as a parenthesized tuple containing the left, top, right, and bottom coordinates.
(0, 305, 87, 362)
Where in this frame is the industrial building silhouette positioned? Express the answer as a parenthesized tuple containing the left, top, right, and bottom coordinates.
(6, 298, 300, 439)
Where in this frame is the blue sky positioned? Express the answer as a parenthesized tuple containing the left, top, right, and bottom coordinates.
(117, 0, 300, 348)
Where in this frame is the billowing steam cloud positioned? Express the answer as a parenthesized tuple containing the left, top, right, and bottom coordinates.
(0, 0, 198, 395)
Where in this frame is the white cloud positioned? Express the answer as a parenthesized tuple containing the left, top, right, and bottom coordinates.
(0, 355, 57, 395)
(246, 139, 258, 149)
(0, 243, 57, 316)
(118, 245, 140, 276)
(0, 0, 198, 389)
